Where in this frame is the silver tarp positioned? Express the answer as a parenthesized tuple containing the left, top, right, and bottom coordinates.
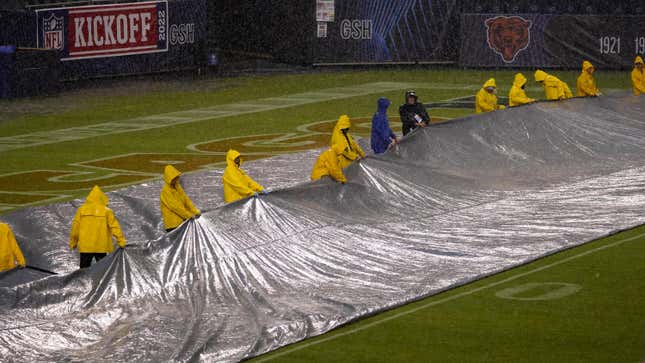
(1, 92, 645, 362)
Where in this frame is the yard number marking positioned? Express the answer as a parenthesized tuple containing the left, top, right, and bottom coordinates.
(495, 282, 582, 301)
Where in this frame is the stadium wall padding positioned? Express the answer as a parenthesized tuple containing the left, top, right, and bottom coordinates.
(0, 47, 61, 98)
(3, 1, 645, 70)
(313, 0, 459, 63)
(207, 0, 315, 65)
(460, 13, 645, 69)
(0, 10, 34, 47)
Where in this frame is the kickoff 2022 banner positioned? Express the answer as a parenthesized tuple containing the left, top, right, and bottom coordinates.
(36, 1, 168, 61)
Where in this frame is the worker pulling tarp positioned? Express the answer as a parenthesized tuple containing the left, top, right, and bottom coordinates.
(1, 92, 645, 362)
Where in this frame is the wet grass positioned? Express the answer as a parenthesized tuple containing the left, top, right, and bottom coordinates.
(251, 224, 645, 363)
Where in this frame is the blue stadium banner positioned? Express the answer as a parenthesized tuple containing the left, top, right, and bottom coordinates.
(34, 0, 206, 79)
(314, 0, 458, 63)
(459, 14, 645, 69)
(36, 1, 169, 61)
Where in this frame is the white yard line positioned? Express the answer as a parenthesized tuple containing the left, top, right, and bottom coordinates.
(255, 231, 645, 362)
(0, 82, 471, 153)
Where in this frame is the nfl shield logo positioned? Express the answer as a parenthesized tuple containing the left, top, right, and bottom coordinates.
(43, 14, 64, 50)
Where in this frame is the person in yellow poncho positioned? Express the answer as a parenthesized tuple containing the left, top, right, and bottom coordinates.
(160, 165, 200, 232)
(0, 222, 26, 272)
(69, 186, 126, 268)
(534, 70, 573, 100)
(222, 149, 266, 203)
(330, 115, 365, 169)
(576, 60, 601, 97)
(632, 56, 645, 95)
(311, 144, 347, 184)
(475, 78, 506, 113)
(509, 73, 536, 107)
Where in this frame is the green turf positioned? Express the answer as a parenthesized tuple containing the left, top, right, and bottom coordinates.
(0, 69, 633, 136)
(250, 225, 645, 363)
(0, 69, 632, 171)
(0, 68, 636, 211)
(0, 70, 482, 174)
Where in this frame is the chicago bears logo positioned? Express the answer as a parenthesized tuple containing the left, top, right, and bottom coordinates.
(485, 16, 531, 63)
(43, 13, 64, 50)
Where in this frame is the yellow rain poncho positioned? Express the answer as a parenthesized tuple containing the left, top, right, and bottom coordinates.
(69, 186, 126, 253)
(160, 165, 200, 230)
(534, 70, 573, 100)
(632, 56, 645, 95)
(223, 149, 265, 203)
(475, 78, 506, 113)
(330, 115, 365, 169)
(311, 144, 347, 183)
(576, 61, 601, 97)
(509, 73, 536, 107)
(0, 223, 26, 272)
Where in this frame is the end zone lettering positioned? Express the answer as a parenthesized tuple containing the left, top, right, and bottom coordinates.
(37, 1, 168, 61)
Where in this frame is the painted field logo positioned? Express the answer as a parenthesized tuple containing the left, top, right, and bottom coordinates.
(37, 1, 168, 61)
(485, 16, 532, 63)
(43, 14, 64, 50)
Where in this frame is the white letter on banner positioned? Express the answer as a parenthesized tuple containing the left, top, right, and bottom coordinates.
(158, 10, 166, 41)
(93, 16, 104, 46)
(340, 19, 351, 40)
(140, 12, 151, 42)
(74, 17, 86, 47)
(85, 17, 94, 47)
(128, 13, 140, 43)
(103, 16, 115, 45)
(116, 15, 128, 44)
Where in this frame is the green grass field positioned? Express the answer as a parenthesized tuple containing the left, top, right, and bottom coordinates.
(0, 69, 635, 212)
(1, 68, 643, 362)
(251, 225, 645, 363)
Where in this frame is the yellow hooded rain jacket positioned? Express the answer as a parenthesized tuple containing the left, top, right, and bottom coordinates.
(0, 223, 26, 272)
(69, 186, 126, 253)
(534, 70, 573, 100)
(311, 144, 347, 183)
(222, 149, 265, 203)
(632, 56, 645, 95)
(160, 165, 200, 230)
(576, 61, 601, 97)
(475, 78, 506, 113)
(509, 73, 536, 107)
(330, 115, 365, 169)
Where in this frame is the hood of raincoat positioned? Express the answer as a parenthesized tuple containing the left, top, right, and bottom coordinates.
(85, 185, 108, 206)
(635, 56, 644, 66)
(483, 78, 497, 89)
(377, 97, 390, 113)
(226, 149, 242, 168)
(534, 70, 548, 82)
(163, 165, 182, 185)
(582, 60, 594, 72)
(512, 73, 527, 88)
(334, 115, 351, 133)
